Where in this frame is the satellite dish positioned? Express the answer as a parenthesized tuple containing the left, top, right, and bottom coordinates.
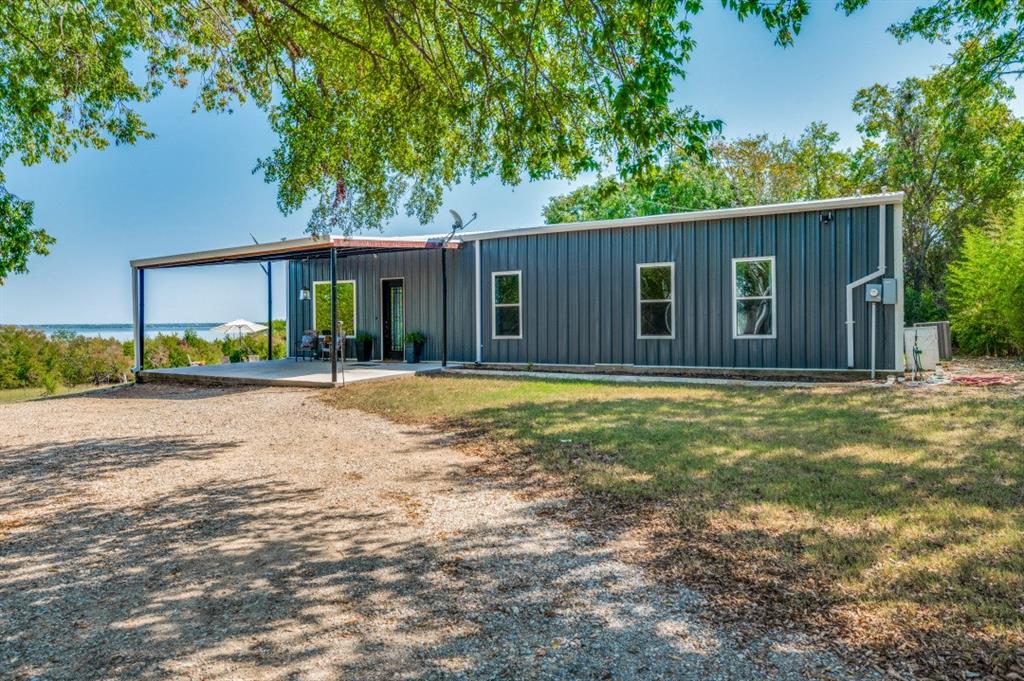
(449, 209, 463, 230)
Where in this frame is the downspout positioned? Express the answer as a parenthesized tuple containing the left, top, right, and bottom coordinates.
(846, 204, 887, 369)
(474, 240, 482, 363)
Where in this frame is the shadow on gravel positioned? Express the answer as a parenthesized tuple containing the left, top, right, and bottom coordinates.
(80, 383, 260, 401)
(0, 472, 855, 680)
(0, 436, 238, 514)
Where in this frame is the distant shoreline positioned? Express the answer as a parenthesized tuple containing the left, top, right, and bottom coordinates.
(13, 323, 227, 342)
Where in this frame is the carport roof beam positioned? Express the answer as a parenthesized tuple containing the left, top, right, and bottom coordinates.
(131, 235, 460, 269)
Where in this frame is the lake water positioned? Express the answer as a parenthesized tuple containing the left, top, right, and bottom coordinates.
(19, 324, 225, 342)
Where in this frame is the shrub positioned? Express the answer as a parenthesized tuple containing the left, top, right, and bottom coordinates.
(948, 212, 1024, 355)
(904, 286, 947, 325)
(0, 326, 59, 388)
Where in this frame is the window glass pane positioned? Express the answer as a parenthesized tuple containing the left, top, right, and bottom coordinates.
(735, 260, 772, 298)
(314, 282, 356, 335)
(494, 274, 520, 304)
(736, 299, 773, 336)
(639, 266, 672, 301)
(495, 306, 520, 337)
(640, 301, 672, 337)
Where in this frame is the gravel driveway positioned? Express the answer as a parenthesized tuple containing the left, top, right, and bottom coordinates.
(0, 384, 872, 680)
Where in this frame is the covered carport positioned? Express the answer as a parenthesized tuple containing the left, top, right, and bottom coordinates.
(130, 235, 460, 386)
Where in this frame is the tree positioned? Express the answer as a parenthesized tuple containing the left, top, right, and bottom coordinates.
(948, 209, 1024, 355)
(542, 122, 853, 222)
(0, 184, 53, 285)
(842, 0, 1024, 94)
(851, 72, 1024, 308)
(2, 0, 819, 280)
(542, 155, 735, 223)
(711, 123, 853, 206)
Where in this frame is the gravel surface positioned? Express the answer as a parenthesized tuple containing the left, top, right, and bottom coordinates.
(0, 384, 876, 680)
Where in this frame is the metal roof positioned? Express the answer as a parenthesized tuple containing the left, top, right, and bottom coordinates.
(131, 235, 459, 269)
(131, 193, 904, 268)
(459, 192, 905, 242)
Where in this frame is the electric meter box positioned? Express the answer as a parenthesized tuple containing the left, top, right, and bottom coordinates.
(865, 283, 883, 303)
(864, 278, 898, 304)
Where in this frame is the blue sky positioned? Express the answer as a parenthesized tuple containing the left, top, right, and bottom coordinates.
(0, 2, 974, 324)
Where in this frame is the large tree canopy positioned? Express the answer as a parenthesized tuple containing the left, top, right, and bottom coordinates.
(1, 0, 1022, 283)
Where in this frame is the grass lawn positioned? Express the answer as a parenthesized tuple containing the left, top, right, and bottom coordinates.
(0, 384, 123, 404)
(324, 375, 1023, 676)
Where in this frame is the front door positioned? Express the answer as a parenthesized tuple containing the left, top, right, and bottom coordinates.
(381, 279, 405, 361)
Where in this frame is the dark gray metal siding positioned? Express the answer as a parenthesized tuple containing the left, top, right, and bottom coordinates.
(478, 203, 898, 371)
(285, 201, 898, 371)
(287, 248, 474, 362)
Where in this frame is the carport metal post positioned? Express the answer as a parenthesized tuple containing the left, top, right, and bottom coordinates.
(133, 266, 145, 372)
(330, 246, 338, 384)
(441, 246, 448, 366)
(266, 261, 273, 360)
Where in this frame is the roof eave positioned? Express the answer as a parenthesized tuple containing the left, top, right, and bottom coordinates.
(131, 234, 460, 269)
(460, 192, 905, 242)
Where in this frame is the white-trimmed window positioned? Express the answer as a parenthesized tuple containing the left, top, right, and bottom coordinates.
(637, 262, 674, 339)
(492, 271, 522, 339)
(732, 256, 776, 339)
(312, 280, 357, 336)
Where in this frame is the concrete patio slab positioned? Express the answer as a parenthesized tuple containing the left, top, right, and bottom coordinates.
(138, 358, 452, 387)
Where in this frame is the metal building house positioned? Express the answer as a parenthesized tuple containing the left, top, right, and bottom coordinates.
(284, 192, 904, 376)
(130, 193, 904, 384)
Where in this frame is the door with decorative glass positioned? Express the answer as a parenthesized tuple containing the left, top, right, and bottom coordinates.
(381, 279, 405, 360)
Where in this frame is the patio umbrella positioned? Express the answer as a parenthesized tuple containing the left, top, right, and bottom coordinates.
(211, 318, 268, 339)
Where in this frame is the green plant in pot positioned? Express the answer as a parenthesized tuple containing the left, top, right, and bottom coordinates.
(354, 332, 374, 362)
(404, 331, 426, 363)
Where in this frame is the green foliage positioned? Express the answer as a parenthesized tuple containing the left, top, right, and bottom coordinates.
(403, 331, 426, 345)
(0, 326, 59, 388)
(543, 121, 854, 222)
(4, 0, 820, 274)
(904, 287, 947, 325)
(54, 334, 133, 385)
(313, 282, 356, 335)
(852, 72, 1024, 302)
(0, 326, 128, 388)
(0, 182, 54, 284)
(543, 155, 736, 223)
(948, 212, 1024, 355)
(355, 331, 374, 344)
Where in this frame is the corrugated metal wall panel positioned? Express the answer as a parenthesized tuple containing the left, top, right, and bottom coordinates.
(286, 248, 475, 363)
(284, 201, 899, 372)
(476, 202, 899, 371)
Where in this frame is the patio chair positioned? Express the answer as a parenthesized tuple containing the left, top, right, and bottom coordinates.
(295, 330, 318, 361)
(319, 333, 334, 361)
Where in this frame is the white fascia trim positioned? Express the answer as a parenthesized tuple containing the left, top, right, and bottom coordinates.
(893, 203, 905, 371)
(732, 256, 777, 340)
(460, 193, 905, 243)
(491, 270, 523, 340)
(636, 262, 675, 340)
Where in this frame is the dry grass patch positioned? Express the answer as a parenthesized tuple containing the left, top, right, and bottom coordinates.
(323, 374, 1024, 679)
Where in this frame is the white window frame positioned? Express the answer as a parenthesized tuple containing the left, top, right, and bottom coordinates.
(732, 256, 777, 340)
(491, 270, 523, 340)
(636, 262, 675, 340)
(311, 279, 358, 336)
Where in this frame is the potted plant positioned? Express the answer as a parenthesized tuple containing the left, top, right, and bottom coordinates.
(404, 331, 426, 363)
(355, 332, 374, 362)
